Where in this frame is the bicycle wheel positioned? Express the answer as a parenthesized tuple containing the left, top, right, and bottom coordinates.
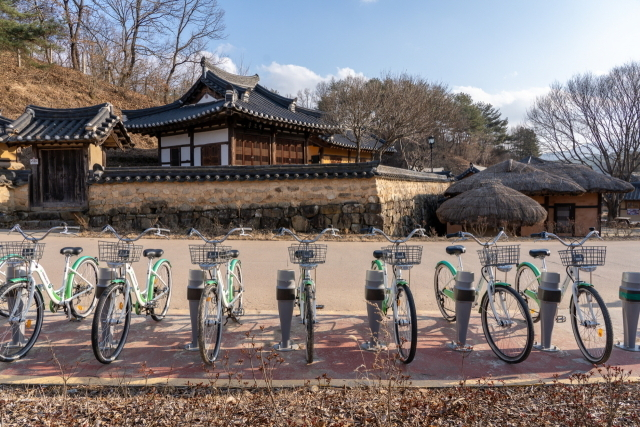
(570, 286, 613, 364)
(198, 285, 222, 364)
(0, 281, 44, 362)
(69, 258, 99, 319)
(434, 264, 456, 322)
(394, 284, 417, 363)
(481, 285, 534, 364)
(91, 283, 131, 364)
(229, 261, 243, 316)
(515, 265, 541, 323)
(304, 284, 314, 363)
(150, 261, 172, 321)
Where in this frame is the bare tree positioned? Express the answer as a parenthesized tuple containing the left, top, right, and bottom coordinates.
(296, 87, 317, 109)
(528, 62, 640, 218)
(159, 0, 225, 102)
(54, 0, 86, 69)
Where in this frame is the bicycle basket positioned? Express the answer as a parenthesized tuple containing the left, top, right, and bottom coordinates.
(98, 241, 143, 264)
(0, 241, 45, 262)
(288, 244, 327, 265)
(189, 244, 231, 265)
(477, 245, 520, 267)
(558, 246, 606, 267)
(381, 245, 423, 266)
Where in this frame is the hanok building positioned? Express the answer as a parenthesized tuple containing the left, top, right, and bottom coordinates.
(122, 59, 385, 167)
(2, 103, 131, 209)
(0, 114, 18, 169)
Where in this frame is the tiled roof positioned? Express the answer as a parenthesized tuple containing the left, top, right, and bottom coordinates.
(3, 103, 132, 148)
(319, 131, 395, 153)
(455, 163, 486, 181)
(88, 161, 449, 185)
(0, 115, 10, 142)
(623, 182, 640, 200)
(123, 64, 334, 134)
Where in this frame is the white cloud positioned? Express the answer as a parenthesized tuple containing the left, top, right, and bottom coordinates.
(258, 62, 366, 96)
(453, 85, 550, 126)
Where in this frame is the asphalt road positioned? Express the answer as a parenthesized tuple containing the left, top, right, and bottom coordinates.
(1, 233, 635, 314)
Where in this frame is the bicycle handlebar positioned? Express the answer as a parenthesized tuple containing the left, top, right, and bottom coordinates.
(364, 227, 426, 244)
(273, 226, 340, 243)
(187, 226, 252, 244)
(8, 223, 79, 242)
(100, 224, 171, 242)
(446, 227, 507, 247)
(531, 228, 602, 247)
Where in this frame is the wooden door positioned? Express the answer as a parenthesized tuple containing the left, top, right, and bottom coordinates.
(201, 143, 221, 166)
(276, 138, 304, 164)
(36, 148, 87, 208)
(236, 133, 269, 165)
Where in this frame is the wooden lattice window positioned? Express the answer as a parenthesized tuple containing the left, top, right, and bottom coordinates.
(235, 133, 269, 165)
(201, 143, 221, 166)
(276, 138, 304, 164)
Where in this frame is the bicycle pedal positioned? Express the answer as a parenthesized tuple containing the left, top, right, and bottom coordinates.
(315, 304, 324, 310)
(556, 315, 566, 323)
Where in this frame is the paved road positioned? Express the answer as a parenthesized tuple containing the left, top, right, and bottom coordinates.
(2, 234, 634, 313)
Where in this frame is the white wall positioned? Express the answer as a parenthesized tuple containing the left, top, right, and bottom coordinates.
(194, 129, 227, 146)
(161, 133, 190, 147)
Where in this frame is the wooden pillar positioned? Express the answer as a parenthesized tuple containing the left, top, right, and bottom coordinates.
(597, 193, 603, 233)
(270, 130, 277, 165)
(228, 117, 236, 165)
(303, 133, 309, 164)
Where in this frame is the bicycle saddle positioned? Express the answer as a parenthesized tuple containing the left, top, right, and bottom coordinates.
(60, 247, 83, 256)
(143, 249, 164, 258)
(445, 245, 466, 256)
(373, 250, 386, 259)
(228, 250, 239, 258)
(529, 249, 551, 259)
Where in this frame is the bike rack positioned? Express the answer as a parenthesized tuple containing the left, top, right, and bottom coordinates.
(362, 270, 386, 351)
(6, 265, 27, 347)
(447, 271, 475, 352)
(274, 270, 299, 351)
(96, 268, 115, 298)
(185, 269, 205, 351)
(533, 272, 562, 352)
(616, 272, 640, 352)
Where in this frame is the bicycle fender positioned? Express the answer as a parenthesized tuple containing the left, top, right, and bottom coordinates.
(494, 282, 512, 287)
(148, 258, 171, 300)
(371, 259, 384, 271)
(436, 260, 457, 276)
(66, 256, 98, 299)
(577, 282, 593, 288)
(517, 262, 541, 278)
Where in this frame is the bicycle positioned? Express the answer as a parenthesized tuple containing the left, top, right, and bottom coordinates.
(363, 227, 425, 364)
(186, 227, 251, 364)
(515, 228, 613, 364)
(273, 226, 339, 363)
(91, 225, 172, 364)
(0, 224, 98, 362)
(434, 228, 534, 363)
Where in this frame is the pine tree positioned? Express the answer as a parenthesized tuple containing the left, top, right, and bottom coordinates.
(0, 0, 60, 54)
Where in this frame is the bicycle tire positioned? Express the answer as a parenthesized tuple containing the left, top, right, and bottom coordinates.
(198, 285, 222, 364)
(434, 263, 457, 322)
(229, 261, 243, 316)
(515, 264, 541, 323)
(570, 286, 613, 364)
(91, 283, 131, 364)
(394, 284, 417, 363)
(150, 261, 172, 321)
(481, 285, 534, 364)
(304, 284, 314, 363)
(68, 258, 99, 319)
(0, 281, 44, 362)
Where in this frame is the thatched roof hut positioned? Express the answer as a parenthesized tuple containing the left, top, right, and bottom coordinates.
(437, 180, 547, 227)
(445, 159, 585, 197)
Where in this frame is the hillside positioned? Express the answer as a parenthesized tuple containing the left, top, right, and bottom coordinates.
(0, 52, 158, 152)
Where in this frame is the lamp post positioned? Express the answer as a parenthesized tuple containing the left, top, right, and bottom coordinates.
(428, 136, 435, 173)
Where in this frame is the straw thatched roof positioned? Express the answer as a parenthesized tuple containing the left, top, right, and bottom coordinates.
(437, 180, 548, 227)
(521, 157, 634, 194)
(445, 159, 585, 196)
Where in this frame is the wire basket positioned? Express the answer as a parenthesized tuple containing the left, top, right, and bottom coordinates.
(477, 245, 520, 267)
(0, 241, 45, 262)
(189, 244, 232, 265)
(558, 246, 606, 267)
(381, 245, 423, 266)
(98, 241, 143, 264)
(288, 244, 327, 265)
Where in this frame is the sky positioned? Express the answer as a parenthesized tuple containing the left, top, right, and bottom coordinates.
(209, 0, 640, 127)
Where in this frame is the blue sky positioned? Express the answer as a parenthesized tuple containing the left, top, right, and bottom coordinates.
(211, 0, 640, 126)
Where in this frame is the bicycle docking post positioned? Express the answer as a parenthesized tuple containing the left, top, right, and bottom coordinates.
(7, 265, 28, 346)
(96, 268, 115, 298)
(447, 271, 475, 352)
(616, 272, 640, 352)
(274, 270, 299, 351)
(534, 272, 562, 352)
(185, 270, 205, 351)
(362, 270, 386, 351)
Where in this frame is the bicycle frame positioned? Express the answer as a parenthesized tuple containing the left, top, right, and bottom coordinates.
(203, 259, 243, 313)
(296, 267, 317, 324)
(372, 259, 408, 334)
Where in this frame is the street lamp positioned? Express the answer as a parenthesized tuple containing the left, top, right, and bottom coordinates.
(428, 136, 435, 173)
